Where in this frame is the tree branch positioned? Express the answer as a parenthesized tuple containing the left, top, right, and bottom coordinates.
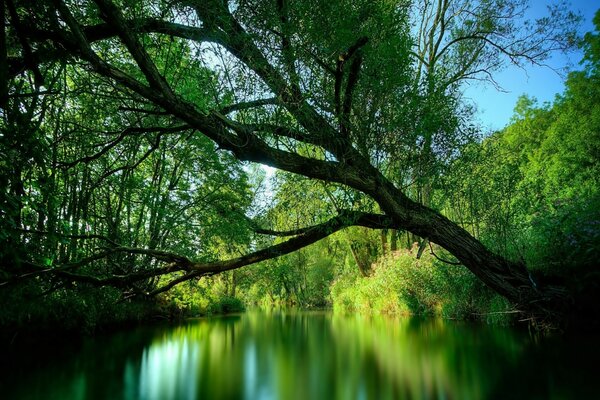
(219, 97, 278, 114)
(92, 0, 174, 95)
(0, 0, 7, 108)
(276, 0, 302, 96)
(58, 124, 191, 169)
(429, 241, 461, 265)
(3, 211, 393, 293)
(6, 0, 44, 86)
(335, 36, 368, 118)
(253, 210, 392, 236)
(340, 51, 363, 138)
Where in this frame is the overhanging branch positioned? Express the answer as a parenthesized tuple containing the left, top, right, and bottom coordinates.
(253, 210, 392, 236)
(2, 211, 393, 294)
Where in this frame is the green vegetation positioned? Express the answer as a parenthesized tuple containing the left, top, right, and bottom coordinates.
(0, 0, 597, 334)
(330, 250, 510, 322)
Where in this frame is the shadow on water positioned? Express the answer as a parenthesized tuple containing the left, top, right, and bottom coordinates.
(1, 309, 598, 399)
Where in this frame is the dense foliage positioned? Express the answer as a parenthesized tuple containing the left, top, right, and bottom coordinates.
(242, 12, 600, 323)
(0, 0, 596, 333)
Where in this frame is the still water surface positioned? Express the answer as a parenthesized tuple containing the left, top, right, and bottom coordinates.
(1, 309, 598, 399)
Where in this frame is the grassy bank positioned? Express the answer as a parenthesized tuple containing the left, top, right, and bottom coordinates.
(330, 248, 515, 325)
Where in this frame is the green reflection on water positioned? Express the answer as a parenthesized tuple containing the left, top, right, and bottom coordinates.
(1, 310, 597, 399)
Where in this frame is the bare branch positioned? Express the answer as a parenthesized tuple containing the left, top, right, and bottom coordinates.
(429, 241, 461, 265)
(58, 124, 191, 168)
(219, 97, 278, 114)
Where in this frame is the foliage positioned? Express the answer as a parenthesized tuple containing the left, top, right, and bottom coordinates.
(237, 236, 338, 308)
(431, 13, 600, 322)
(0, 282, 156, 334)
(150, 272, 246, 317)
(330, 248, 515, 323)
(208, 296, 245, 315)
(0, 1, 596, 332)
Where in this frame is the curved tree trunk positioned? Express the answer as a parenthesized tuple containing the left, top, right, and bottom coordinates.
(14, 0, 571, 323)
(369, 178, 567, 320)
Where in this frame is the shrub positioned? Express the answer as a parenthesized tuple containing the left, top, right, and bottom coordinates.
(331, 248, 517, 323)
(208, 296, 245, 315)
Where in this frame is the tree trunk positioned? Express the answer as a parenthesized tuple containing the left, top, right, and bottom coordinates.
(349, 242, 370, 277)
(380, 228, 388, 255)
(230, 271, 236, 298)
(370, 179, 566, 319)
(390, 229, 398, 252)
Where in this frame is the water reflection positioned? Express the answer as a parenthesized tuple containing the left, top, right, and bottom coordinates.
(1, 310, 597, 399)
(138, 335, 201, 399)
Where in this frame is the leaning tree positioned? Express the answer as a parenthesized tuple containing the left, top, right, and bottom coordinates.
(1, 0, 584, 321)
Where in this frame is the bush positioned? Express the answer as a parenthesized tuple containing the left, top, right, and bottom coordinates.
(156, 274, 248, 317)
(208, 296, 245, 315)
(0, 283, 156, 335)
(525, 195, 600, 275)
(331, 248, 517, 323)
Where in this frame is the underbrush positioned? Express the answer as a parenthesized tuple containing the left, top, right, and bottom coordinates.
(330, 248, 515, 324)
(0, 274, 246, 336)
(157, 274, 245, 318)
(0, 283, 156, 335)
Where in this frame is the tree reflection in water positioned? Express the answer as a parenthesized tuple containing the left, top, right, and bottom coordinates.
(1, 310, 597, 399)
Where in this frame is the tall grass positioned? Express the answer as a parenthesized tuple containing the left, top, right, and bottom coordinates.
(330, 248, 515, 324)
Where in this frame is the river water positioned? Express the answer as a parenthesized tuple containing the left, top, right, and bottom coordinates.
(1, 309, 597, 399)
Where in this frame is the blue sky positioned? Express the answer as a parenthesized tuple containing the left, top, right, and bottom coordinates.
(464, 0, 599, 132)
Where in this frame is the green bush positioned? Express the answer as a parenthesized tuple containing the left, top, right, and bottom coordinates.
(331, 248, 517, 324)
(208, 296, 245, 315)
(156, 274, 248, 317)
(525, 195, 600, 275)
(0, 271, 249, 335)
(0, 283, 156, 335)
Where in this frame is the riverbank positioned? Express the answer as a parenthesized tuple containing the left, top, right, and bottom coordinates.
(0, 282, 246, 344)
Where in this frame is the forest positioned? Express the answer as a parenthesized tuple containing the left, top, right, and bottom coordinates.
(0, 0, 599, 335)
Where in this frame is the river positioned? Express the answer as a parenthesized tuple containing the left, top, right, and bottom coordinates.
(1, 309, 597, 399)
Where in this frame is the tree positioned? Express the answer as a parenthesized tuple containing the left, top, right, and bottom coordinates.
(439, 9, 600, 312)
(0, 0, 585, 322)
